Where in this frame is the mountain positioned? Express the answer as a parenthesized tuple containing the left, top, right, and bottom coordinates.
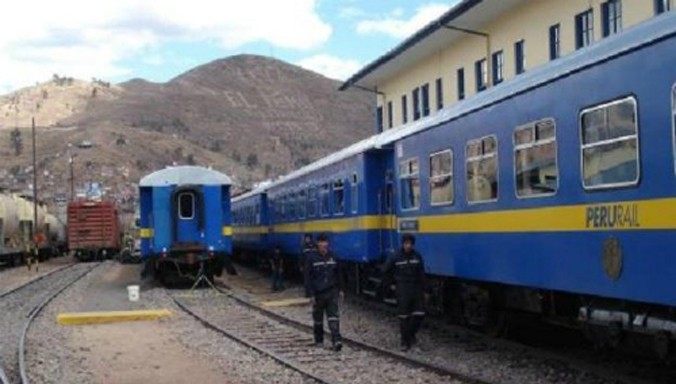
(0, 55, 375, 216)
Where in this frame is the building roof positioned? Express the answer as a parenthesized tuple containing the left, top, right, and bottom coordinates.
(247, 11, 676, 197)
(139, 166, 232, 187)
(339, 0, 525, 91)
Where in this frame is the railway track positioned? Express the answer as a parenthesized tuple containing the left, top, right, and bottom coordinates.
(171, 286, 493, 384)
(0, 262, 99, 384)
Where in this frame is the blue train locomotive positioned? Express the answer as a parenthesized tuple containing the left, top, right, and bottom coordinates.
(139, 166, 233, 284)
(233, 13, 676, 353)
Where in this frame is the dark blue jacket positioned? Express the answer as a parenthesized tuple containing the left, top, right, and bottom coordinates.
(381, 249, 426, 292)
(304, 250, 344, 297)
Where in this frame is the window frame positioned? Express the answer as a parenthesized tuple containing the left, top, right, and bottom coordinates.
(602, 0, 622, 37)
(457, 68, 466, 100)
(399, 157, 421, 211)
(307, 186, 318, 218)
(576, 9, 594, 49)
(387, 101, 393, 129)
(515, 40, 526, 75)
(298, 187, 306, 219)
(320, 183, 330, 217)
(421, 83, 430, 117)
(513, 118, 559, 200)
(549, 24, 561, 61)
(466, 135, 499, 205)
(579, 96, 640, 190)
(492, 50, 504, 84)
(655, 0, 672, 14)
(429, 149, 454, 207)
(475, 59, 487, 92)
(435, 78, 444, 110)
(376, 105, 384, 132)
(178, 192, 195, 220)
(412, 87, 421, 121)
(401, 95, 408, 124)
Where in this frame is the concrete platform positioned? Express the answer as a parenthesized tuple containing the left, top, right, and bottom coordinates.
(57, 309, 172, 326)
(259, 297, 311, 307)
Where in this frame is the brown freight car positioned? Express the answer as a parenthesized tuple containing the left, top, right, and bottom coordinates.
(67, 200, 121, 261)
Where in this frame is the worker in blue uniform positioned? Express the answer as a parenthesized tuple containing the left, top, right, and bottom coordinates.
(381, 234, 427, 351)
(304, 233, 345, 351)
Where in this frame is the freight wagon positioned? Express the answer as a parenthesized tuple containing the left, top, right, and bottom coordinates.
(67, 200, 121, 261)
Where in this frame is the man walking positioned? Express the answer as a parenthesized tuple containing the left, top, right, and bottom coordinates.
(381, 234, 426, 351)
(304, 233, 344, 351)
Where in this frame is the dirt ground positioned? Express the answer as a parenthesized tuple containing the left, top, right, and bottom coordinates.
(58, 263, 233, 384)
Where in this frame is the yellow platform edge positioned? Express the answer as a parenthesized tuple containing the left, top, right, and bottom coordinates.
(260, 298, 311, 308)
(57, 309, 172, 326)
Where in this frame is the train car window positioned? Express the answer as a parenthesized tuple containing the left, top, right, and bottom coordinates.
(178, 192, 195, 219)
(321, 184, 330, 216)
(255, 203, 260, 225)
(290, 193, 297, 220)
(466, 136, 498, 203)
(429, 150, 454, 206)
(307, 187, 317, 218)
(298, 189, 306, 219)
(673, 84, 676, 174)
(351, 174, 359, 213)
(514, 119, 558, 198)
(400, 158, 420, 210)
(334, 180, 345, 215)
(580, 97, 639, 189)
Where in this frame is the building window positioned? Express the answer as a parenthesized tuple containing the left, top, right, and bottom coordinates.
(581, 97, 639, 189)
(320, 184, 330, 216)
(602, 0, 622, 37)
(307, 187, 317, 218)
(656, 0, 672, 14)
(178, 192, 195, 219)
(333, 179, 345, 215)
(401, 95, 408, 124)
(351, 173, 359, 213)
(549, 24, 561, 60)
(492, 50, 504, 85)
(475, 59, 487, 92)
(466, 136, 498, 203)
(421, 83, 430, 117)
(376, 106, 383, 133)
(399, 158, 420, 210)
(387, 101, 393, 129)
(457, 68, 465, 100)
(514, 119, 558, 198)
(435, 78, 444, 110)
(429, 150, 453, 205)
(515, 40, 526, 75)
(576, 9, 594, 49)
(412, 88, 421, 121)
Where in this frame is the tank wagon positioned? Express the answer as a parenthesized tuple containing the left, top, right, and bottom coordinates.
(139, 166, 234, 284)
(232, 13, 676, 356)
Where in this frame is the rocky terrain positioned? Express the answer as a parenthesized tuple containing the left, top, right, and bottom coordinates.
(0, 55, 374, 221)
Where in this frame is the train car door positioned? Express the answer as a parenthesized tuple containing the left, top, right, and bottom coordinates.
(175, 189, 200, 243)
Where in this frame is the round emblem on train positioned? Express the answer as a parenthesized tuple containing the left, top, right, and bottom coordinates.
(602, 237, 623, 281)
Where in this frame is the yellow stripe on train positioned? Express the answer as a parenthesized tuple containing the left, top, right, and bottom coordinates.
(222, 226, 233, 236)
(139, 228, 154, 238)
(231, 198, 676, 235)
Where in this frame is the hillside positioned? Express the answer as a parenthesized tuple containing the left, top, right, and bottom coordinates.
(0, 55, 374, 217)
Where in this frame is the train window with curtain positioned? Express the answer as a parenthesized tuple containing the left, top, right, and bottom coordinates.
(351, 173, 359, 213)
(429, 150, 453, 205)
(321, 184, 330, 216)
(514, 119, 558, 198)
(581, 97, 639, 189)
(178, 192, 195, 219)
(334, 179, 345, 215)
(400, 158, 420, 210)
(466, 136, 498, 203)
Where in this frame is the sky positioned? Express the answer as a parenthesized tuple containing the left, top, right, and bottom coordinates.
(0, 0, 459, 93)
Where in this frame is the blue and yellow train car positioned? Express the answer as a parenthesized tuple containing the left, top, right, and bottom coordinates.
(232, 188, 270, 256)
(139, 166, 233, 284)
(386, 13, 676, 340)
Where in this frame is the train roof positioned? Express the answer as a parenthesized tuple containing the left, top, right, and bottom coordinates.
(140, 166, 232, 187)
(243, 12, 676, 195)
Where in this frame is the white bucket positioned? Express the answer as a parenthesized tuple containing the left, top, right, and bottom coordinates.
(127, 285, 140, 302)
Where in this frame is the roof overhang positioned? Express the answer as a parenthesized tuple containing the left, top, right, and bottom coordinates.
(340, 0, 527, 92)
(139, 166, 232, 187)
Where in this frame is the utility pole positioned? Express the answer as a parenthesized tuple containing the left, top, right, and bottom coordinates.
(31, 117, 39, 270)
